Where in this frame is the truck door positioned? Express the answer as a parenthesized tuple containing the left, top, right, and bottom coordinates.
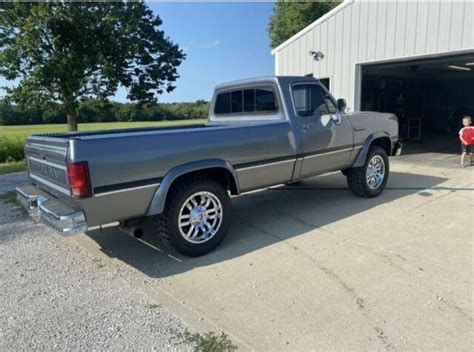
(291, 82, 354, 177)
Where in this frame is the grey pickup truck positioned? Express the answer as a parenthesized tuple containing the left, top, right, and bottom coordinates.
(17, 76, 401, 256)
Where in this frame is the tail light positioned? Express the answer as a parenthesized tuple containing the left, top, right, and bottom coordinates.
(67, 162, 91, 198)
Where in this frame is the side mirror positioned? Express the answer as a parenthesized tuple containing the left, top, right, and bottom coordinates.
(337, 98, 347, 112)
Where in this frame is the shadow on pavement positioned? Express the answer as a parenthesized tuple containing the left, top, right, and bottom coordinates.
(85, 171, 447, 278)
(401, 135, 460, 155)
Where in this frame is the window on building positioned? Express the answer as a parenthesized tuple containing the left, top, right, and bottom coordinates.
(319, 78, 330, 91)
(214, 86, 278, 115)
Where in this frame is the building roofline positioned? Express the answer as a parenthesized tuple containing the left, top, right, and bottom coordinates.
(271, 0, 354, 55)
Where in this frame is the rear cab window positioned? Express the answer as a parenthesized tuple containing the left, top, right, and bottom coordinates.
(213, 85, 279, 117)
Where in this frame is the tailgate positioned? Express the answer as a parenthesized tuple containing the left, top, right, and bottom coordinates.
(25, 135, 71, 199)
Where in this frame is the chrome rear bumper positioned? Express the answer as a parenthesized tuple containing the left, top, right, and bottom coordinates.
(16, 185, 87, 235)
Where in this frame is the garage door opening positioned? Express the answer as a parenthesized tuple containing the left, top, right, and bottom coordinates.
(360, 54, 474, 155)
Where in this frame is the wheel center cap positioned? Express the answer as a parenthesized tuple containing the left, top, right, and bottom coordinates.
(190, 206, 206, 225)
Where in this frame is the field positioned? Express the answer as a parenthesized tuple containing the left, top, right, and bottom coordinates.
(0, 120, 205, 174)
(0, 119, 205, 140)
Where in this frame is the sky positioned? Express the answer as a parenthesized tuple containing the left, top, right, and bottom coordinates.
(126, 1, 276, 103)
(0, 2, 276, 104)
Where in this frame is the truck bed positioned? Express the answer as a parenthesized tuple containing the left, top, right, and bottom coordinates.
(30, 123, 207, 140)
(24, 119, 296, 226)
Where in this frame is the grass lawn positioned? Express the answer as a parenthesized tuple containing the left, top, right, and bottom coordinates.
(0, 119, 205, 140)
(0, 120, 205, 174)
(0, 161, 24, 175)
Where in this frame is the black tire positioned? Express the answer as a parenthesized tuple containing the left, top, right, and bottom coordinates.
(346, 146, 389, 198)
(153, 177, 231, 257)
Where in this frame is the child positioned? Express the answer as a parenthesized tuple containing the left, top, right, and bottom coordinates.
(459, 116, 474, 167)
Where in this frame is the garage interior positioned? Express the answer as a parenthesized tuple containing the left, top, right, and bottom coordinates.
(360, 54, 474, 154)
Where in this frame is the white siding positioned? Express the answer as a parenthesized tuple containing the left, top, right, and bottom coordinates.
(273, 0, 474, 111)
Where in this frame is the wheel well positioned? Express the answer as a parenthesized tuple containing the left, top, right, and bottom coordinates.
(370, 137, 391, 156)
(169, 167, 238, 195)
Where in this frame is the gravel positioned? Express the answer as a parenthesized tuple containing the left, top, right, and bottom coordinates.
(0, 173, 192, 351)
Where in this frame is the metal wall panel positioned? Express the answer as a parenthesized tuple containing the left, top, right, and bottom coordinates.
(461, 1, 473, 48)
(273, 0, 474, 110)
(425, 1, 441, 53)
(394, 1, 407, 58)
(375, 1, 387, 60)
(437, 1, 452, 53)
(366, 1, 377, 60)
(358, 1, 369, 62)
(384, 1, 398, 58)
(414, 1, 429, 55)
(449, 1, 465, 50)
(405, 1, 418, 56)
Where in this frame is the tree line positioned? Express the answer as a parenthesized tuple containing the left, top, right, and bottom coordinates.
(0, 2, 185, 131)
(0, 1, 338, 131)
(0, 99, 209, 125)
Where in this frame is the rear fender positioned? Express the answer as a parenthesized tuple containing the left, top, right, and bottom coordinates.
(145, 159, 239, 216)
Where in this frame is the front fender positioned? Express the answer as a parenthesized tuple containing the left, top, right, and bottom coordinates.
(145, 159, 239, 216)
(352, 132, 391, 168)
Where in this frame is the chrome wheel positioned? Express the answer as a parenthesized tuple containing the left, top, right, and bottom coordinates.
(366, 155, 385, 190)
(178, 191, 223, 244)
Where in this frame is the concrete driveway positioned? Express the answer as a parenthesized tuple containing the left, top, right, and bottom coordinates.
(74, 154, 473, 351)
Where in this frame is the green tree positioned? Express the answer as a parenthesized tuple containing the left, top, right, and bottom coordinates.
(0, 2, 185, 131)
(268, 0, 340, 49)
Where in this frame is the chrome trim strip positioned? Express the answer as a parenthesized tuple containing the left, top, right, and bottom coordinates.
(94, 183, 160, 197)
(29, 156, 67, 171)
(30, 174, 70, 195)
(303, 147, 354, 159)
(28, 142, 68, 153)
(236, 159, 295, 171)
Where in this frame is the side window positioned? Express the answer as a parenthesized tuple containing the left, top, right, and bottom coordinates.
(320, 87, 337, 114)
(291, 84, 329, 117)
(214, 86, 278, 115)
(243, 89, 255, 112)
(231, 91, 243, 113)
(256, 88, 277, 112)
(215, 92, 231, 114)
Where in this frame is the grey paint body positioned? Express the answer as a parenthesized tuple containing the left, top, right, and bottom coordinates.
(23, 76, 398, 228)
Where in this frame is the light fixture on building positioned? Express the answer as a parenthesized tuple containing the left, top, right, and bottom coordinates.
(309, 50, 324, 61)
(465, 62, 474, 66)
(448, 65, 471, 71)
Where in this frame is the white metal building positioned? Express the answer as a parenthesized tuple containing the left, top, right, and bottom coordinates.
(272, 0, 474, 145)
